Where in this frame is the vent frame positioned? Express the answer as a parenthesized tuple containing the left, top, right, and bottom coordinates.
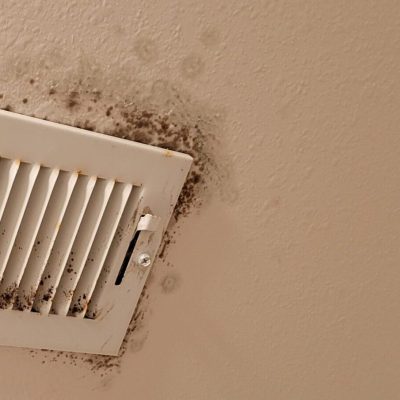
(0, 110, 192, 355)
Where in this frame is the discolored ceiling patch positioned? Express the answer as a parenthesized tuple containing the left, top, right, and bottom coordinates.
(0, 52, 230, 375)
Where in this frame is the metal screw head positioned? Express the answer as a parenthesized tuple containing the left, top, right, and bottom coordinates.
(138, 253, 152, 267)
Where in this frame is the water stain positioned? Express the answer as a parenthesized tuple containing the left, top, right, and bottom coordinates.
(200, 28, 220, 48)
(160, 273, 180, 294)
(129, 332, 148, 353)
(133, 37, 158, 63)
(181, 54, 205, 79)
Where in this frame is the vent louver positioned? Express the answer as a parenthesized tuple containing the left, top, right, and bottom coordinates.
(0, 110, 192, 355)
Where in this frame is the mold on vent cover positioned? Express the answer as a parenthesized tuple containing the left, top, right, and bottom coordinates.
(0, 109, 192, 355)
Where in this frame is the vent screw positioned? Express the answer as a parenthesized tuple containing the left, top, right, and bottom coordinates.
(138, 253, 152, 267)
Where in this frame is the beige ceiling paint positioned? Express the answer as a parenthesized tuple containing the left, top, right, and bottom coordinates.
(1, 0, 400, 399)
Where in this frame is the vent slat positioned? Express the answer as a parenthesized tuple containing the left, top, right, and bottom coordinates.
(70, 183, 132, 317)
(86, 189, 142, 319)
(0, 168, 59, 310)
(17, 171, 79, 312)
(0, 163, 40, 288)
(33, 175, 97, 315)
(52, 179, 115, 316)
(0, 159, 20, 221)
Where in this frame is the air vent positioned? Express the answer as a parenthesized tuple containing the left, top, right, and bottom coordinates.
(0, 110, 192, 355)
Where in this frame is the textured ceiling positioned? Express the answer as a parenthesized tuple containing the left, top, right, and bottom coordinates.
(1, 1, 400, 399)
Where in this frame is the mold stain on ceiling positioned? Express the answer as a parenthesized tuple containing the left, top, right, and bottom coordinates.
(0, 51, 231, 376)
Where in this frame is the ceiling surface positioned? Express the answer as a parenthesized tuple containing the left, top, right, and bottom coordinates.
(0, 1, 400, 399)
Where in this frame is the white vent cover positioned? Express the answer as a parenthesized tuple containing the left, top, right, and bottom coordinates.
(0, 110, 192, 355)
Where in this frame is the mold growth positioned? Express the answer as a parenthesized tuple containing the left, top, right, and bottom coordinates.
(0, 283, 17, 309)
(83, 285, 150, 372)
(0, 67, 226, 374)
(14, 287, 36, 311)
(0, 78, 221, 229)
(70, 294, 87, 315)
(105, 104, 212, 221)
(28, 285, 150, 374)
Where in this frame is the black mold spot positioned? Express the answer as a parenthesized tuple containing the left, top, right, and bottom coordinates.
(0, 283, 17, 309)
(14, 287, 36, 311)
(71, 302, 85, 314)
(158, 231, 174, 260)
(42, 286, 54, 302)
(67, 91, 79, 109)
